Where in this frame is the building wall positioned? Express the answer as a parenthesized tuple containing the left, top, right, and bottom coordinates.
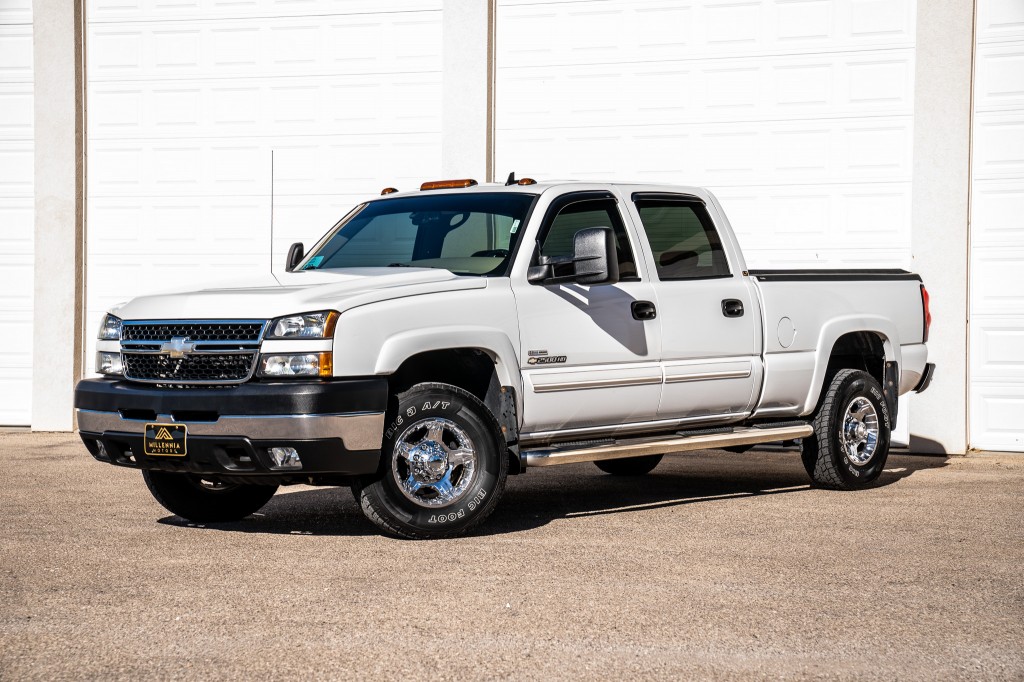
(13, 0, 1023, 449)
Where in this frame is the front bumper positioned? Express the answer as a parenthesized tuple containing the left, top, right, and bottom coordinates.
(74, 378, 387, 479)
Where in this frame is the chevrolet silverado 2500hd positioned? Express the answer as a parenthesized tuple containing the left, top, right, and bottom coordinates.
(75, 179, 935, 539)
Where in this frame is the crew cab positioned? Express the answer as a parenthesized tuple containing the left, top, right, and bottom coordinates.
(75, 179, 935, 539)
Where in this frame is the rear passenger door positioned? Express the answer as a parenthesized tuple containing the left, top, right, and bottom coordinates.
(628, 193, 761, 419)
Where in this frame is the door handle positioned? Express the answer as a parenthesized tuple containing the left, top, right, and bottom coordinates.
(631, 300, 657, 321)
(722, 299, 744, 318)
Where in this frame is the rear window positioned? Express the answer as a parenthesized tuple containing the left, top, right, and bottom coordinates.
(633, 199, 730, 280)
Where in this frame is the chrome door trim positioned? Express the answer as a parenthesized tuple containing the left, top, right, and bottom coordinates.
(663, 368, 752, 384)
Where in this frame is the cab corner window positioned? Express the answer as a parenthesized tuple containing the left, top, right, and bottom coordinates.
(634, 199, 730, 280)
(537, 198, 639, 281)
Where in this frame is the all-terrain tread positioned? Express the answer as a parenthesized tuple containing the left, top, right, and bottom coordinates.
(809, 369, 860, 489)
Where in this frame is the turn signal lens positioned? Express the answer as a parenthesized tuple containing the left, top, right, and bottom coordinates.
(420, 178, 478, 191)
(258, 352, 333, 378)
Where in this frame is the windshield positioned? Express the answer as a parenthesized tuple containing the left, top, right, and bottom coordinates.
(301, 192, 537, 276)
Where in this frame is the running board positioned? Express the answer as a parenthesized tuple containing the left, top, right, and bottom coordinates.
(522, 423, 813, 468)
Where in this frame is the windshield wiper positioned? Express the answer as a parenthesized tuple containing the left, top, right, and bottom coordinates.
(387, 262, 414, 268)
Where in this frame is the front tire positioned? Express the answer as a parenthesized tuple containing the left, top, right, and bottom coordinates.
(802, 369, 891, 490)
(593, 454, 663, 476)
(353, 383, 508, 539)
(142, 470, 278, 522)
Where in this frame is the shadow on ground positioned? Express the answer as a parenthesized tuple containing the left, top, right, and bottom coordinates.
(157, 450, 949, 538)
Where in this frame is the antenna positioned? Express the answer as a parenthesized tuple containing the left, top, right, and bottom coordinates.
(269, 149, 275, 274)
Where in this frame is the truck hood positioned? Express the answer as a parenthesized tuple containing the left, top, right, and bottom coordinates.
(110, 268, 487, 321)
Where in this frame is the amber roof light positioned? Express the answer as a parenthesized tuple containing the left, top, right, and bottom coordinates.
(380, 187, 399, 195)
(420, 178, 478, 191)
(517, 178, 537, 185)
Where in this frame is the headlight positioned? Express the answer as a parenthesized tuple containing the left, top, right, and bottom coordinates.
(259, 352, 333, 378)
(95, 351, 123, 376)
(98, 314, 122, 340)
(266, 311, 339, 339)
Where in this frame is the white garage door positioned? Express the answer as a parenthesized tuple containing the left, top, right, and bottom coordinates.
(496, 0, 917, 441)
(85, 0, 444, 368)
(495, 0, 916, 269)
(0, 0, 34, 426)
(970, 0, 1024, 452)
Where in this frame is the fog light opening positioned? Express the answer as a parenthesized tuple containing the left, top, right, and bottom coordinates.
(268, 447, 302, 470)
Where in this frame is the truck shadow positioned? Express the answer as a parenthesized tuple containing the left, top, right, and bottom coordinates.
(157, 450, 949, 538)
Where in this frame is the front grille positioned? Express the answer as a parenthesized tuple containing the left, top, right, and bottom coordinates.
(122, 322, 265, 343)
(123, 352, 257, 383)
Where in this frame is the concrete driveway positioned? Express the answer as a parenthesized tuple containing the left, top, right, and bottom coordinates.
(1, 431, 1021, 680)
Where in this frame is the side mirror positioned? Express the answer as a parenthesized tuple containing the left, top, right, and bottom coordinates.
(572, 226, 619, 285)
(527, 226, 619, 286)
(286, 242, 304, 272)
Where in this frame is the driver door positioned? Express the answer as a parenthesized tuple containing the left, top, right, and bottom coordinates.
(512, 191, 662, 435)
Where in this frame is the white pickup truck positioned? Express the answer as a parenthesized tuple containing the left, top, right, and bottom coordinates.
(75, 179, 934, 539)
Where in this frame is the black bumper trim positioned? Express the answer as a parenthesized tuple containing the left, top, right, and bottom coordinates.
(914, 363, 936, 394)
(74, 377, 388, 417)
(79, 431, 380, 478)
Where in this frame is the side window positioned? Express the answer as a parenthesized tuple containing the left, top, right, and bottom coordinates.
(634, 199, 730, 280)
(538, 198, 639, 280)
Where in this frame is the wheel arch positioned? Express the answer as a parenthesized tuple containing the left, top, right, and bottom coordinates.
(801, 318, 901, 416)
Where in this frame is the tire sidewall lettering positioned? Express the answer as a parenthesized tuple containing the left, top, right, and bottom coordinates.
(375, 387, 503, 533)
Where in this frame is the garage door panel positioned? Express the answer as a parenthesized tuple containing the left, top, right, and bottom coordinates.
(970, 385, 1024, 452)
(971, 320, 1024, 382)
(500, 52, 913, 131)
(89, 74, 442, 139)
(0, 5, 32, 425)
(499, 0, 914, 67)
(970, 0, 1024, 450)
(89, 12, 441, 80)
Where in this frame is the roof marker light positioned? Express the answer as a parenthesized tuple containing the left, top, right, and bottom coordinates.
(517, 178, 537, 185)
(380, 187, 398, 195)
(420, 179, 478, 191)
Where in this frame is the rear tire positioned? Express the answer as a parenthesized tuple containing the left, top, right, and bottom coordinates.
(802, 369, 891, 490)
(593, 454, 663, 476)
(142, 470, 278, 522)
(353, 383, 508, 540)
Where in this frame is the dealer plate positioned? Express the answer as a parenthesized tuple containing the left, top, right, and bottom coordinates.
(144, 423, 187, 457)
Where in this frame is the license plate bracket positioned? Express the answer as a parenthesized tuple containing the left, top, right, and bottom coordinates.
(144, 423, 187, 457)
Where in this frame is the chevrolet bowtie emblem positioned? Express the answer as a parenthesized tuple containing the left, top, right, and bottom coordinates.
(161, 336, 196, 358)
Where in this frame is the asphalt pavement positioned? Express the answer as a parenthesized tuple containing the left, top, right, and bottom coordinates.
(1, 431, 1021, 680)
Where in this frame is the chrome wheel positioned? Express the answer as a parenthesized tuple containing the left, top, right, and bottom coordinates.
(840, 396, 879, 466)
(391, 418, 478, 508)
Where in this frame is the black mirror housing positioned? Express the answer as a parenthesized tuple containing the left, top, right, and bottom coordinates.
(572, 226, 619, 285)
(286, 242, 304, 272)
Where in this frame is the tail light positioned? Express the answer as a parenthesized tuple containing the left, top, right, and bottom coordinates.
(920, 284, 931, 343)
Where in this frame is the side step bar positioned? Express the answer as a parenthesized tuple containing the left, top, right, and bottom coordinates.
(523, 423, 814, 468)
